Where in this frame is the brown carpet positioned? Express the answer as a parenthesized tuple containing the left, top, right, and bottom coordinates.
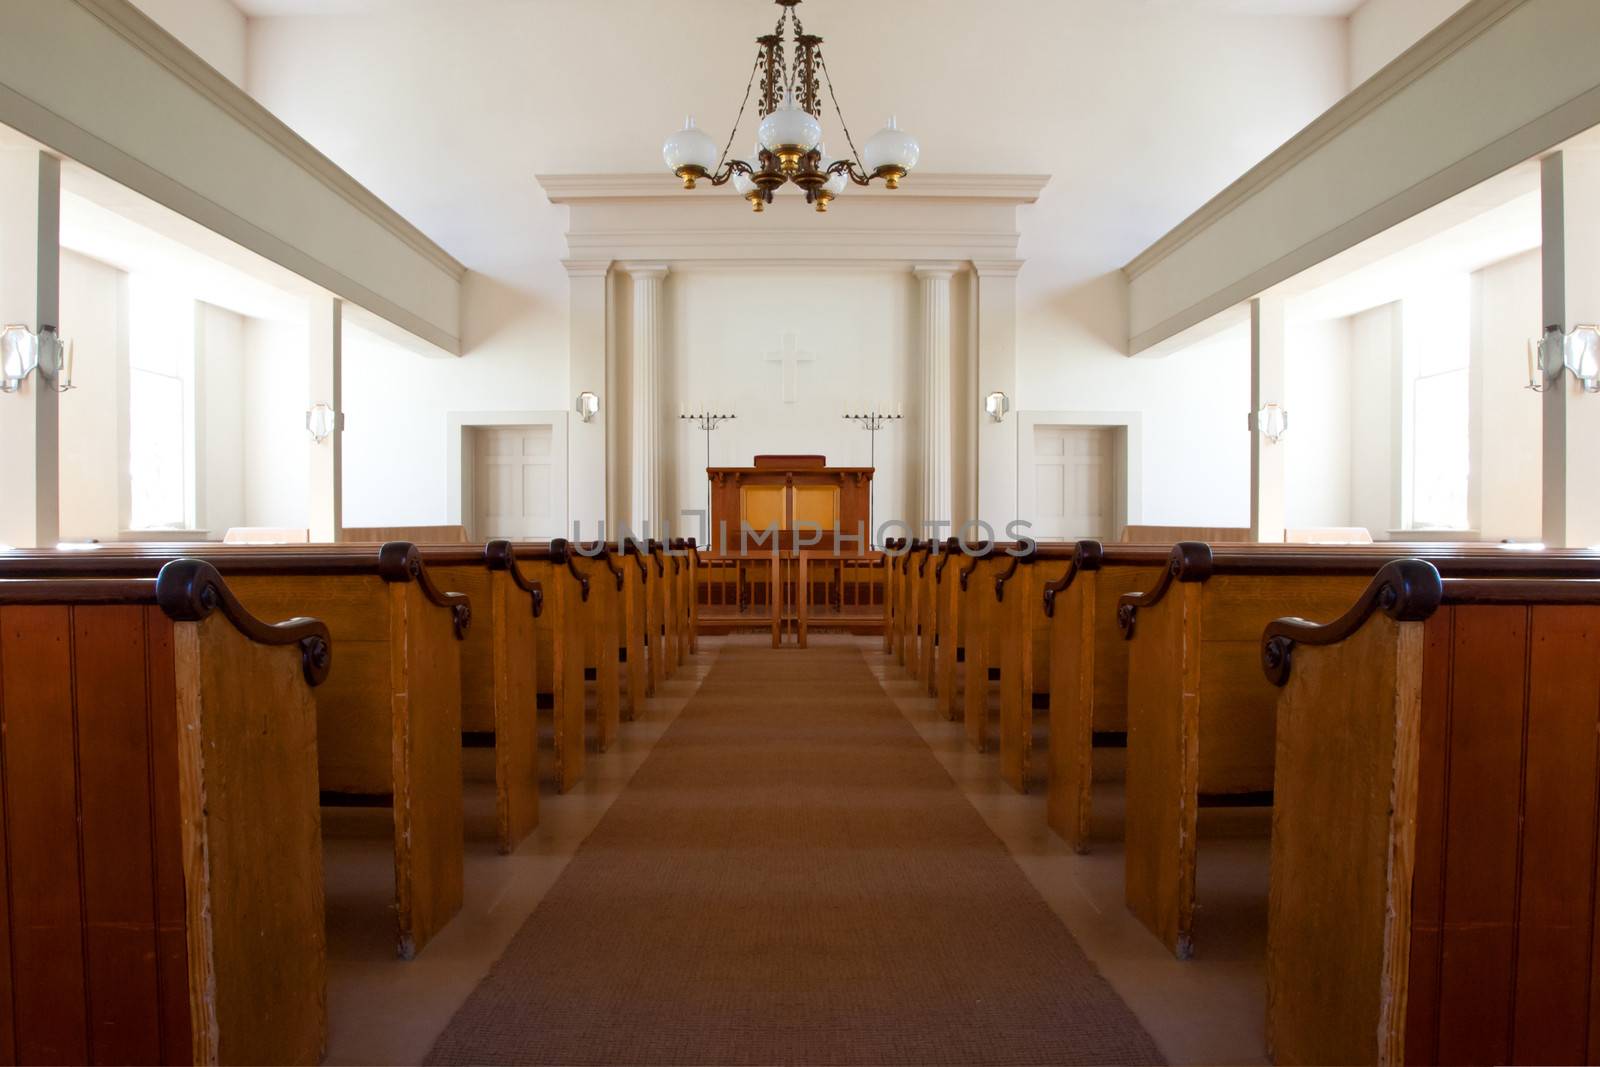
(427, 641, 1164, 1066)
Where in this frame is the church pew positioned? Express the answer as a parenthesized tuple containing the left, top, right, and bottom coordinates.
(1116, 541, 1600, 961)
(647, 540, 678, 679)
(934, 540, 965, 717)
(621, 541, 651, 710)
(1038, 541, 1166, 852)
(513, 541, 591, 793)
(1261, 564, 1600, 1066)
(670, 537, 695, 665)
(913, 542, 941, 686)
(572, 543, 624, 752)
(991, 543, 1074, 794)
(881, 537, 904, 653)
(0, 562, 330, 1065)
(420, 540, 544, 854)
(960, 543, 1018, 752)
(896, 541, 928, 667)
(0, 542, 472, 960)
(684, 538, 702, 654)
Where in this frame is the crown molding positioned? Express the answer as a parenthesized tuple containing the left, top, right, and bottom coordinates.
(1121, 0, 1526, 281)
(537, 172, 1050, 205)
(70, 0, 466, 282)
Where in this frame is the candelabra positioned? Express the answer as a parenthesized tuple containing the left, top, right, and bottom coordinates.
(843, 406, 903, 545)
(680, 407, 737, 521)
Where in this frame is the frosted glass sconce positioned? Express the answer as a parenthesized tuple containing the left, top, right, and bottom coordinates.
(984, 391, 1010, 423)
(1529, 324, 1600, 393)
(305, 402, 343, 443)
(0, 324, 73, 394)
(1253, 403, 1289, 444)
(576, 391, 600, 423)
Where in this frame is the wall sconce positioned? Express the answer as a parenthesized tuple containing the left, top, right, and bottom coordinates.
(305, 402, 343, 443)
(1251, 403, 1289, 444)
(984, 390, 1010, 423)
(0, 324, 73, 394)
(575, 391, 600, 423)
(1528, 324, 1600, 393)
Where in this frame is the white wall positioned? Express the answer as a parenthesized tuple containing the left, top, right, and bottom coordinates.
(1285, 317, 1354, 529)
(1348, 301, 1400, 536)
(242, 316, 309, 527)
(197, 302, 246, 535)
(661, 269, 916, 537)
(129, 0, 248, 86)
(57, 250, 128, 540)
(1347, 0, 1473, 87)
(239, 1, 1347, 529)
(1471, 249, 1542, 540)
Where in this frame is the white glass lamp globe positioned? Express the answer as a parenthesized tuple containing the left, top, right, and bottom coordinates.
(862, 116, 920, 187)
(757, 90, 822, 171)
(822, 170, 847, 197)
(663, 116, 719, 187)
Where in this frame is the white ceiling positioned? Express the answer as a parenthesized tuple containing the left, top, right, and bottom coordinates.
(230, 0, 1364, 18)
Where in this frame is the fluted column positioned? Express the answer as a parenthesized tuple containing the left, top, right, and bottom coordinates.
(915, 264, 956, 534)
(625, 263, 668, 535)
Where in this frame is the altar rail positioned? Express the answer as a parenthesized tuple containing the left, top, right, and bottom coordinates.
(696, 552, 886, 645)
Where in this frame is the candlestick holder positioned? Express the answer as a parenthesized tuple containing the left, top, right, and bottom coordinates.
(843, 408, 903, 546)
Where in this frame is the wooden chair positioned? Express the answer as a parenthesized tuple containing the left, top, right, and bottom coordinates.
(1262, 563, 1600, 1065)
(0, 542, 472, 961)
(1117, 541, 1600, 960)
(0, 561, 330, 1064)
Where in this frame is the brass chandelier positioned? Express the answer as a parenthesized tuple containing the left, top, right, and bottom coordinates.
(661, 0, 920, 213)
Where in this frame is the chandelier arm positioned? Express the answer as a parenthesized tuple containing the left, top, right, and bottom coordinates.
(715, 51, 764, 173)
(706, 159, 756, 186)
(817, 50, 866, 171)
(824, 158, 872, 187)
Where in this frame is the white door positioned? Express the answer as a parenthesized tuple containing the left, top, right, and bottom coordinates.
(1026, 425, 1117, 541)
(471, 424, 565, 539)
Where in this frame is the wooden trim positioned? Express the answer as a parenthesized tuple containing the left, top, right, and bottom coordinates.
(69, 0, 466, 281)
(1122, 0, 1526, 281)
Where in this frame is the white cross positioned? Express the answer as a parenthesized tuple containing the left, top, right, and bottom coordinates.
(764, 332, 815, 404)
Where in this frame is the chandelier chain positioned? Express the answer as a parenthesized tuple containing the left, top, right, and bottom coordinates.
(716, 51, 763, 173)
(818, 50, 865, 170)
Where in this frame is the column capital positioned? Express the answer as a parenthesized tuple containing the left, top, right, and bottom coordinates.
(971, 259, 1025, 279)
(912, 262, 962, 281)
(618, 261, 670, 281)
(562, 258, 612, 279)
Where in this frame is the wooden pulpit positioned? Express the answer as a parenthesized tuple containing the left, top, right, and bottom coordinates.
(707, 455, 873, 553)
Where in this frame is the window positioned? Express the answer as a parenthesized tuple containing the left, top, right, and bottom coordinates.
(1401, 277, 1472, 531)
(127, 279, 196, 530)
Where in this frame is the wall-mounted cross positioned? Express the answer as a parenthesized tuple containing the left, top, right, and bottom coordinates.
(764, 332, 815, 404)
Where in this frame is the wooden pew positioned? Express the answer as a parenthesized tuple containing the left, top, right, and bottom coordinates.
(895, 541, 926, 668)
(933, 539, 965, 718)
(0, 542, 471, 960)
(513, 541, 591, 793)
(1117, 541, 1600, 961)
(572, 543, 624, 752)
(419, 540, 544, 853)
(620, 541, 651, 712)
(1038, 541, 1167, 851)
(912, 542, 940, 687)
(0, 561, 330, 1064)
(1262, 564, 1600, 1065)
(960, 543, 1017, 752)
(669, 538, 695, 666)
(881, 537, 904, 654)
(991, 542, 1074, 794)
(684, 538, 702, 655)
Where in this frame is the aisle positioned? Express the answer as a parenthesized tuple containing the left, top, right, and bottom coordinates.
(427, 641, 1162, 1066)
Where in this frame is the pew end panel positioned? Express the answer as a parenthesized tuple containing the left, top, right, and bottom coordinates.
(0, 569, 329, 1066)
(573, 550, 623, 752)
(529, 548, 589, 793)
(1264, 568, 1600, 1066)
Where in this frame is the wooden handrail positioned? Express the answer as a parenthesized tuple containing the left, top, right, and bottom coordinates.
(1260, 559, 1442, 686)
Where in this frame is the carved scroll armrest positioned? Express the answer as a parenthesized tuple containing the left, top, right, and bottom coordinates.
(1041, 540, 1104, 617)
(487, 541, 544, 616)
(1117, 541, 1212, 640)
(648, 540, 665, 577)
(378, 541, 471, 638)
(589, 541, 625, 591)
(959, 553, 982, 591)
(994, 543, 1037, 602)
(1261, 559, 1442, 686)
(155, 558, 333, 686)
(550, 539, 591, 602)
